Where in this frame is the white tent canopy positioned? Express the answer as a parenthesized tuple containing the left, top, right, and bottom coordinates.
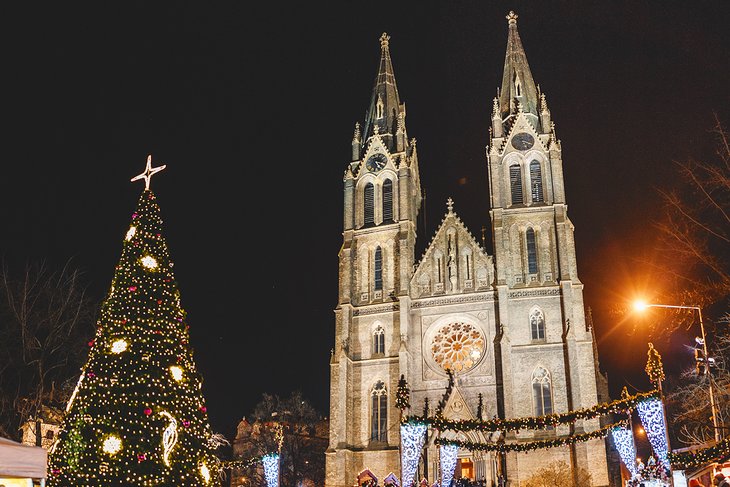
(0, 436, 47, 479)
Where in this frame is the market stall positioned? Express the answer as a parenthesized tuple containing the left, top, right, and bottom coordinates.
(0, 436, 47, 486)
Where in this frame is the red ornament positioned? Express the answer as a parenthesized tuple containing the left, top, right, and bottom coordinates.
(132, 212, 139, 219)
(200, 406, 207, 413)
(144, 407, 152, 416)
(87, 372, 95, 378)
(52, 468, 61, 475)
(88, 340, 94, 347)
(182, 420, 191, 427)
(157, 300, 163, 305)
(129, 286, 137, 292)
(138, 453, 146, 462)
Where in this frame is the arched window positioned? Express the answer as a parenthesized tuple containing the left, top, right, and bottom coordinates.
(526, 228, 538, 274)
(382, 179, 394, 223)
(530, 308, 545, 341)
(374, 247, 383, 291)
(532, 367, 553, 416)
(373, 326, 385, 355)
(530, 160, 543, 203)
(371, 381, 388, 442)
(364, 183, 375, 227)
(510, 165, 523, 205)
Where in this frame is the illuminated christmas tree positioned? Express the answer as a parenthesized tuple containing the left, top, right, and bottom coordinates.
(48, 157, 221, 486)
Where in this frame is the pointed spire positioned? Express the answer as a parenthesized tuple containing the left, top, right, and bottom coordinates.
(362, 32, 404, 152)
(499, 11, 539, 124)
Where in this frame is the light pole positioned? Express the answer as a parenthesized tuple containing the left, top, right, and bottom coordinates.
(633, 301, 722, 443)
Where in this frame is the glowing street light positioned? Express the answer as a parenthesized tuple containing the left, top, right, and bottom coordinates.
(633, 300, 721, 443)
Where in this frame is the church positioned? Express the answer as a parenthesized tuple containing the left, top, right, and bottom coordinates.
(326, 12, 610, 487)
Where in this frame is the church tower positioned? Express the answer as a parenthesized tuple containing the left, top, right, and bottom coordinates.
(327, 13, 609, 487)
(486, 11, 609, 484)
(327, 32, 422, 484)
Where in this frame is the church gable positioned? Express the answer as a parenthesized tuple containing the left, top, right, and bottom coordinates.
(411, 199, 493, 297)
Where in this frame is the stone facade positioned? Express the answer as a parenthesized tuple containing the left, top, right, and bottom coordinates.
(327, 14, 610, 487)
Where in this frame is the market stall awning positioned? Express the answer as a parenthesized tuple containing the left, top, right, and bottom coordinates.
(0, 436, 47, 479)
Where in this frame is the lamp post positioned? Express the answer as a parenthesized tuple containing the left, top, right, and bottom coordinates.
(634, 301, 721, 443)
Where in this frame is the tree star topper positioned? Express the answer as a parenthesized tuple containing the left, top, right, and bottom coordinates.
(131, 154, 167, 190)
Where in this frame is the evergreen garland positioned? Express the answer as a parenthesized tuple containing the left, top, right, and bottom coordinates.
(435, 420, 628, 453)
(668, 438, 730, 470)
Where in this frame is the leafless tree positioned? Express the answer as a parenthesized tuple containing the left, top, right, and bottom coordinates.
(231, 391, 327, 487)
(522, 461, 592, 487)
(666, 331, 730, 446)
(0, 259, 94, 442)
(649, 114, 730, 332)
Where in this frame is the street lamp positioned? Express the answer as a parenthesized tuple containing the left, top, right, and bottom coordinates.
(633, 300, 721, 443)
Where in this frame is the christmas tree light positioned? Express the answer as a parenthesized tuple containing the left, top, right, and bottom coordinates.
(48, 159, 221, 486)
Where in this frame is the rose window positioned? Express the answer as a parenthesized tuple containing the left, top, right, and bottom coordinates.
(430, 322, 485, 373)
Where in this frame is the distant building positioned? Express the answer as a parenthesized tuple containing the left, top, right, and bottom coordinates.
(19, 406, 63, 451)
(327, 11, 610, 487)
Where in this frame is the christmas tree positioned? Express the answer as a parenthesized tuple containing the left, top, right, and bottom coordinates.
(48, 157, 221, 486)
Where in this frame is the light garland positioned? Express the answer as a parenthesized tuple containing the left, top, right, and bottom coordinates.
(636, 398, 669, 465)
(439, 443, 459, 487)
(611, 425, 638, 477)
(400, 421, 428, 487)
(645, 343, 665, 386)
(396, 374, 411, 411)
(435, 420, 627, 453)
(125, 226, 136, 241)
(262, 453, 280, 487)
(65, 372, 84, 412)
(669, 437, 730, 469)
(200, 463, 211, 483)
(426, 390, 658, 433)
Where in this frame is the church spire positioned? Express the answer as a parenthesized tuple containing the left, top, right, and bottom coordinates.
(362, 33, 405, 152)
(499, 11, 540, 127)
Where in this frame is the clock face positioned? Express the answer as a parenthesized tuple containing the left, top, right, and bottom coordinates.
(511, 132, 535, 151)
(365, 153, 388, 172)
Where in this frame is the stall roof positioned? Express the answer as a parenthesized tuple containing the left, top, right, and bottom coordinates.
(0, 436, 47, 479)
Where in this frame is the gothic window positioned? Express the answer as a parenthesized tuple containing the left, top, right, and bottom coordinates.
(364, 183, 375, 227)
(510, 165, 523, 205)
(376, 95, 384, 119)
(526, 228, 538, 274)
(374, 247, 383, 291)
(530, 308, 545, 341)
(370, 381, 388, 442)
(532, 367, 553, 416)
(530, 160, 543, 203)
(382, 179, 394, 223)
(373, 326, 385, 355)
(430, 322, 486, 374)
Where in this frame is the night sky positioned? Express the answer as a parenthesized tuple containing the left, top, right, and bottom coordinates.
(2, 2, 729, 439)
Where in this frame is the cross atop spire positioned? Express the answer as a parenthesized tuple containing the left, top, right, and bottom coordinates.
(446, 197, 454, 213)
(380, 32, 390, 48)
(131, 154, 166, 191)
(506, 11, 518, 24)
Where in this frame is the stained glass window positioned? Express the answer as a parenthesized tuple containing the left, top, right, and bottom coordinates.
(532, 367, 552, 416)
(431, 322, 485, 373)
(370, 381, 387, 442)
(530, 308, 545, 341)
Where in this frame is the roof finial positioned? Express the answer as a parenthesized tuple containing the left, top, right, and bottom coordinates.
(506, 11, 518, 25)
(131, 154, 166, 191)
(380, 32, 390, 49)
(446, 197, 454, 213)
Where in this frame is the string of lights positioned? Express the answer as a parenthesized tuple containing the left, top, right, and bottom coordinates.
(434, 420, 628, 453)
(439, 443, 459, 487)
(400, 421, 428, 487)
(669, 438, 730, 470)
(262, 453, 280, 487)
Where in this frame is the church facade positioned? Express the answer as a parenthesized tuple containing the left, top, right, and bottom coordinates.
(326, 13, 609, 487)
